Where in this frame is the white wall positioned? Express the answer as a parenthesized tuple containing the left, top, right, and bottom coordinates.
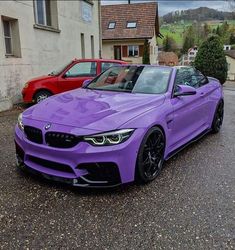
(226, 55, 235, 81)
(0, 0, 100, 111)
(102, 37, 157, 65)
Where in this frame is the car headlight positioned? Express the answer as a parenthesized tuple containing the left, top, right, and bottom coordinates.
(83, 129, 134, 146)
(24, 83, 29, 88)
(17, 113, 24, 131)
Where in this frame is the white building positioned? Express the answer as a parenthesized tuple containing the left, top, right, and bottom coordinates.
(225, 50, 235, 81)
(180, 46, 198, 66)
(224, 45, 231, 51)
(0, 0, 101, 111)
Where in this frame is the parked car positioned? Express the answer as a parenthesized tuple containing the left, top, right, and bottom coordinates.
(15, 65, 224, 188)
(22, 59, 127, 103)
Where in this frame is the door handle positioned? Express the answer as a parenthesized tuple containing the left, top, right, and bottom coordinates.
(200, 92, 205, 97)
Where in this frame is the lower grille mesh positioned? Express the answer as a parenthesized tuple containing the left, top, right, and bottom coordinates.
(28, 155, 74, 173)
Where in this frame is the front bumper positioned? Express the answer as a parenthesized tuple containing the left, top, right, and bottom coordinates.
(15, 123, 145, 187)
(22, 87, 34, 103)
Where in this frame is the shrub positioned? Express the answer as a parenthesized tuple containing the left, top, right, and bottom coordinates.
(194, 35, 228, 84)
(142, 39, 150, 64)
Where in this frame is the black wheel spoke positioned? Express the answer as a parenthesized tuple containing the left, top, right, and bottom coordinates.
(141, 130, 165, 179)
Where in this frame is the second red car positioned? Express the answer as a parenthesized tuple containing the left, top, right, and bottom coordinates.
(22, 58, 127, 103)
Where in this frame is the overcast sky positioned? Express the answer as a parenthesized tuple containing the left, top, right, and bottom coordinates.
(101, 0, 233, 16)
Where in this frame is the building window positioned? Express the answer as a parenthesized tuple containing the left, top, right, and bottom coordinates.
(34, 0, 58, 28)
(127, 21, 137, 28)
(81, 33, 85, 59)
(2, 17, 21, 57)
(81, 0, 93, 23)
(128, 45, 139, 57)
(108, 22, 116, 29)
(91, 35, 94, 58)
(3, 20, 12, 55)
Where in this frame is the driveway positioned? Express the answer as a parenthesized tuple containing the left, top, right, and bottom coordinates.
(0, 83, 234, 249)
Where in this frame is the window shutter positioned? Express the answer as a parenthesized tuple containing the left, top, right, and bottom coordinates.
(139, 45, 144, 57)
(122, 46, 127, 57)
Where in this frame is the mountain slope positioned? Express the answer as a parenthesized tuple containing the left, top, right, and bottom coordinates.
(163, 7, 235, 23)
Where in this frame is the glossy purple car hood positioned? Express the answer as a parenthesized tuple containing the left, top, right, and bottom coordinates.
(23, 88, 165, 132)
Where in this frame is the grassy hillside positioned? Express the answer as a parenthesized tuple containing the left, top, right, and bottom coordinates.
(157, 20, 235, 47)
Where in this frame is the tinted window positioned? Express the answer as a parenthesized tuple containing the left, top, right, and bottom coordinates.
(101, 62, 121, 72)
(87, 66, 172, 94)
(65, 62, 97, 77)
(175, 67, 200, 88)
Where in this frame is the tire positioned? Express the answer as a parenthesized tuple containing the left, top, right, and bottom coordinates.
(135, 127, 165, 184)
(211, 100, 224, 134)
(34, 90, 52, 104)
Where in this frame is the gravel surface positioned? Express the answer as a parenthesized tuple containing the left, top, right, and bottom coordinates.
(0, 85, 234, 249)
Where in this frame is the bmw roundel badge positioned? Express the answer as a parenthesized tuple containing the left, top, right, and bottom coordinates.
(45, 123, 51, 130)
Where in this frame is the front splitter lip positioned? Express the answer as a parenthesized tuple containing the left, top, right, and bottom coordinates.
(17, 161, 122, 189)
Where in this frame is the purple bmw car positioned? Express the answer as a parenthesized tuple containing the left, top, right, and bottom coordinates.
(15, 65, 224, 187)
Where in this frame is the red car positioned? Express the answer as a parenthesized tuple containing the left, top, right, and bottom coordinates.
(22, 59, 127, 103)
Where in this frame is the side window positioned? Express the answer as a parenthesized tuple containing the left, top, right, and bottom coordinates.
(101, 62, 120, 72)
(65, 62, 97, 77)
(195, 70, 208, 87)
(175, 67, 201, 89)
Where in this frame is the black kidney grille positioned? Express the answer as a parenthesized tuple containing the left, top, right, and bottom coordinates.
(24, 126, 43, 144)
(45, 132, 80, 148)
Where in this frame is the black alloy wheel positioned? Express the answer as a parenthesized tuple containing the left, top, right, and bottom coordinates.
(211, 101, 224, 133)
(136, 127, 165, 183)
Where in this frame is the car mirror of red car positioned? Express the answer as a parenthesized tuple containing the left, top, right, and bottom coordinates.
(82, 79, 91, 88)
(174, 85, 197, 97)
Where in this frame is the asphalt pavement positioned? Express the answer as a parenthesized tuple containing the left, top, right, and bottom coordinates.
(0, 83, 234, 249)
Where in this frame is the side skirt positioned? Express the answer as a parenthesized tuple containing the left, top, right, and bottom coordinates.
(165, 128, 211, 161)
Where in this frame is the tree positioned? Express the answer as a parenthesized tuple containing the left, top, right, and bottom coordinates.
(216, 26, 221, 36)
(194, 35, 228, 84)
(182, 25, 195, 54)
(142, 39, 150, 64)
(162, 35, 176, 52)
(202, 23, 211, 40)
(182, 35, 195, 54)
(230, 33, 235, 44)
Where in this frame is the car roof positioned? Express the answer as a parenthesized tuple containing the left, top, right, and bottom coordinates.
(108, 64, 174, 69)
(72, 58, 127, 64)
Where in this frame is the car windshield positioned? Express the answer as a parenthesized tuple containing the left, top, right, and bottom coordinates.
(49, 61, 72, 76)
(87, 66, 172, 94)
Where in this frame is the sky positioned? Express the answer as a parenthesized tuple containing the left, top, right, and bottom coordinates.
(101, 0, 234, 16)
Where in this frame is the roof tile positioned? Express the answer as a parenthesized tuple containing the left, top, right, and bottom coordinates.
(101, 2, 159, 40)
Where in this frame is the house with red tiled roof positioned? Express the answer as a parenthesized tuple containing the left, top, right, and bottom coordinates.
(101, 2, 160, 64)
(158, 52, 179, 66)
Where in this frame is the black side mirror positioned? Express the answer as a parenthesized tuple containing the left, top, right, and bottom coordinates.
(174, 85, 197, 97)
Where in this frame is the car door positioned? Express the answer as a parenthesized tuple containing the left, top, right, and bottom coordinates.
(193, 69, 217, 126)
(58, 61, 97, 92)
(169, 67, 209, 151)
